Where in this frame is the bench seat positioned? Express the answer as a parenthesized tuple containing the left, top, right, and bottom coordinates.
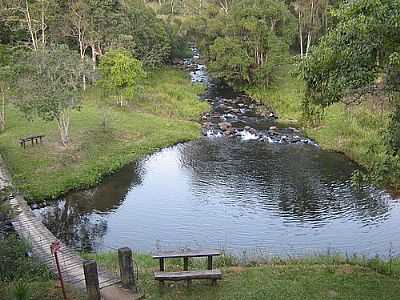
(154, 269, 222, 281)
(152, 250, 221, 259)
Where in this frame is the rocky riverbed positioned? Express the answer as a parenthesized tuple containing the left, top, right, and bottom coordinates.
(179, 48, 317, 146)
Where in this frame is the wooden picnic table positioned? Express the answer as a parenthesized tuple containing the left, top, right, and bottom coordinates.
(153, 250, 222, 287)
(20, 135, 45, 149)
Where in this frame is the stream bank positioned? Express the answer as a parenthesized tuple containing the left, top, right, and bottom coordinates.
(32, 49, 400, 259)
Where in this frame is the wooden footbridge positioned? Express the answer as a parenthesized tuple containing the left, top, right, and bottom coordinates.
(1, 158, 141, 299)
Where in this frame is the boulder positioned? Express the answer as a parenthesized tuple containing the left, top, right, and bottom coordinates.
(249, 127, 258, 135)
(202, 122, 213, 128)
(218, 122, 233, 131)
(289, 127, 301, 133)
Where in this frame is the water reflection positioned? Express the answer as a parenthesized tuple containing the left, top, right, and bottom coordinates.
(36, 163, 143, 251)
(179, 139, 391, 225)
(35, 140, 399, 257)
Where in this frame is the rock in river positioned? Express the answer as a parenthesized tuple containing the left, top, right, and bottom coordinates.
(218, 122, 233, 131)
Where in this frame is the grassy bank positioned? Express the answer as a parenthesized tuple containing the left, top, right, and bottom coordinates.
(84, 251, 400, 299)
(0, 68, 208, 202)
(248, 64, 393, 186)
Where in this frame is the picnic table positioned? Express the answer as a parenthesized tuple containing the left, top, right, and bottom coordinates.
(20, 135, 45, 148)
(153, 250, 222, 287)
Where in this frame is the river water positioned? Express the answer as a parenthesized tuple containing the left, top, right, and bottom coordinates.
(34, 49, 400, 258)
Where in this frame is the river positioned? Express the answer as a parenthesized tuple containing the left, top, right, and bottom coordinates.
(34, 48, 400, 258)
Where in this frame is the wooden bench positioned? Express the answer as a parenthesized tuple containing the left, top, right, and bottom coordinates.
(20, 135, 45, 149)
(153, 250, 222, 287)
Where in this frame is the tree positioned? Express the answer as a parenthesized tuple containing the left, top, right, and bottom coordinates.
(17, 45, 90, 146)
(98, 49, 145, 108)
(0, 45, 15, 132)
(291, 0, 330, 58)
(300, 0, 400, 110)
(208, 37, 252, 85)
(202, 0, 296, 87)
(116, 1, 172, 67)
(1, 0, 57, 50)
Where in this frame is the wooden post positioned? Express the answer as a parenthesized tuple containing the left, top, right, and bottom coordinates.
(159, 258, 165, 271)
(83, 260, 101, 300)
(159, 258, 165, 287)
(208, 256, 213, 270)
(184, 257, 189, 271)
(118, 247, 136, 290)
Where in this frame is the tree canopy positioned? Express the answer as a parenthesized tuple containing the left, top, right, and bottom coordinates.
(300, 0, 400, 110)
(98, 49, 145, 106)
(17, 45, 91, 145)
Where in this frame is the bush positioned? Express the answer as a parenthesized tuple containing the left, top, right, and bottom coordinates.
(0, 235, 52, 282)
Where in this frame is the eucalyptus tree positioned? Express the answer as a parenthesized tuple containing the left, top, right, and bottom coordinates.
(0, 0, 57, 50)
(301, 0, 400, 108)
(117, 1, 171, 67)
(0, 45, 15, 132)
(17, 45, 91, 146)
(205, 0, 296, 87)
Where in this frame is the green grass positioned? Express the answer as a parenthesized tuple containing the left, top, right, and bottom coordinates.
(304, 100, 390, 167)
(247, 65, 304, 123)
(0, 68, 208, 202)
(83, 251, 400, 300)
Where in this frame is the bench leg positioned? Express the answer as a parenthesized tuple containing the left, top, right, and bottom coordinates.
(159, 258, 165, 272)
(208, 256, 213, 270)
(212, 279, 217, 286)
(159, 280, 165, 288)
(187, 279, 192, 288)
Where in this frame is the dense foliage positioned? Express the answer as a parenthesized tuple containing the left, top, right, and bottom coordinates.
(188, 0, 296, 87)
(98, 49, 145, 106)
(299, 0, 400, 186)
(300, 0, 400, 110)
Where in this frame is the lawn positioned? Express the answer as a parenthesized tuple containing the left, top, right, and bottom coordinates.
(0, 68, 208, 202)
(84, 251, 400, 300)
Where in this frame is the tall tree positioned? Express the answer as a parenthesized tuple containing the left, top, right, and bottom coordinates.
(301, 0, 400, 107)
(17, 45, 90, 146)
(1, 0, 56, 50)
(0, 45, 15, 132)
(202, 0, 296, 86)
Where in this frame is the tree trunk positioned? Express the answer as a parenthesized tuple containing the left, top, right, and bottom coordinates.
(56, 110, 70, 146)
(41, 0, 45, 49)
(77, 19, 87, 90)
(0, 91, 6, 132)
(299, 11, 304, 59)
(305, 31, 312, 56)
(305, 0, 314, 57)
(25, 0, 38, 51)
(91, 44, 97, 70)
